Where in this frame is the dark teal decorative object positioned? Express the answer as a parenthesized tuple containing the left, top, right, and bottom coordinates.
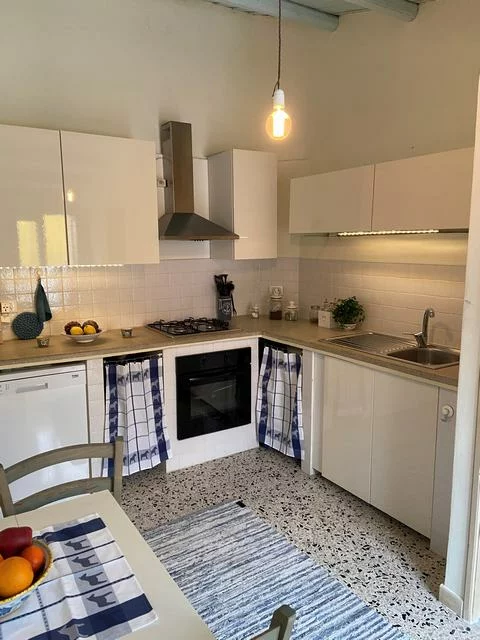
(11, 312, 44, 340)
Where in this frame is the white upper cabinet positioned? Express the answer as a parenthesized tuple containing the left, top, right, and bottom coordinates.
(61, 131, 159, 265)
(289, 165, 374, 234)
(208, 149, 277, 260)
(0, 124, 68, 267)
(372, 148, 474, 231)
(289, 148, 473, 234)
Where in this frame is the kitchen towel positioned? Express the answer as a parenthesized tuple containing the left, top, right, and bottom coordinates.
(256, 344, 304, 459)
(0, 514, 157, 640)
(34, 279, 52, 323)
(103, 355, 171, 477)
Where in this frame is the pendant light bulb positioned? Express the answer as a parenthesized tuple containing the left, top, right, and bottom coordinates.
(265, 0, 292, 141)
(266, 89, 292, 141)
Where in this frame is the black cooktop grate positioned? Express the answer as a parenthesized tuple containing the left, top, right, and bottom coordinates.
(147, 317, 231, 336)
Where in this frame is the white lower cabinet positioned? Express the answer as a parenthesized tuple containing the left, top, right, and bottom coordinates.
(370, 371, 438, 537)
(321, 356, 440, 537)
(430, 389, 457, 556)
(322, 358, 374, 503)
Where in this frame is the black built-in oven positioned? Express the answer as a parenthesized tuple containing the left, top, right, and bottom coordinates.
(176, 347, 251, 440)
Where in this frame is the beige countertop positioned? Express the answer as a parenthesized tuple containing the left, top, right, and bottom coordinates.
(0, 317, 459, 388)
(235, 317, 459, 389)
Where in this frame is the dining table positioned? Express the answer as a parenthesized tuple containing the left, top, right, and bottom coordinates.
(0, 490, 215, 639)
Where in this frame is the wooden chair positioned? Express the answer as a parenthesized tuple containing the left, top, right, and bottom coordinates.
(251, 605, 296, 640)
(0, 437, 124, 516)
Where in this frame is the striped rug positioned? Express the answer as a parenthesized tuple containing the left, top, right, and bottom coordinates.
(144, 501, 409, 640)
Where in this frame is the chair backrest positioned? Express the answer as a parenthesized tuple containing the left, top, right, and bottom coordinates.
(0, 437, 124, 516)
(251, 605, 296, 640)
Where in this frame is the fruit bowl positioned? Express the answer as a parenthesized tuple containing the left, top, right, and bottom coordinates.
(0, 540, 53, 618)
(65, 329, 102, 344)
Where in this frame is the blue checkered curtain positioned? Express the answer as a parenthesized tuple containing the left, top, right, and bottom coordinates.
(103, 355, 171, 476)
(256, 345, 303, 460)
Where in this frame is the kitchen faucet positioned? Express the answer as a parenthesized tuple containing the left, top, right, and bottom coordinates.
(412, 308, 435, 348)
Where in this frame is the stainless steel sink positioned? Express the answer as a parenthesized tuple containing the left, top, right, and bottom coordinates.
(326, 332, 460, 369)
(326, 332, 416, 355)
(387, 346, 460, 368)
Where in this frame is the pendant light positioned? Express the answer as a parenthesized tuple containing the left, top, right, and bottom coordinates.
(265, 0, 292, 141)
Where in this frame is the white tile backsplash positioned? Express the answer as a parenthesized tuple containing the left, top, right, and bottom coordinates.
(0, 257, 466, 348)
(299, 259, 465, 348)
(0, 258, 299, 340)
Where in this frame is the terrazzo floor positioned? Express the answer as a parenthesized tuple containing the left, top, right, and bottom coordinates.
(122, 447, 478, 640)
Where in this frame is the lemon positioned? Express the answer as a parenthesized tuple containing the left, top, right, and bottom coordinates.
(83, 325, 96, 335)
(70, 326, 84, 335)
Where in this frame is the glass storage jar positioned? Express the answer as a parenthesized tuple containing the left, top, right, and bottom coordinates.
(251, 304, 259, 319)
(309, 305, 321, 324)
(284, 301, 298, 321)
(269, 295, 283, 320)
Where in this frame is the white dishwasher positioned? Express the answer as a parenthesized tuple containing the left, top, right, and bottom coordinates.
(0, 363, 89, 509)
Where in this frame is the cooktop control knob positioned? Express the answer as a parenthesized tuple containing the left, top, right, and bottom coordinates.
(440, 405, 455, 422)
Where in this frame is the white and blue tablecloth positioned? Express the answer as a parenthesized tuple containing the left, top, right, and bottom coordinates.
(0, 514, 157, 640)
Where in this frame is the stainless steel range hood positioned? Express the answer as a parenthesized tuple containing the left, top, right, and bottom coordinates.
(158, 121, 239, 241)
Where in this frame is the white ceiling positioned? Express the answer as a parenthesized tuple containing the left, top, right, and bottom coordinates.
(204, 0, 425, 31)
(292, 0, 367, 15)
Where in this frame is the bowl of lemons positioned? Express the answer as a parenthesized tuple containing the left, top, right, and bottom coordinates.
(64, 320, 102, 343)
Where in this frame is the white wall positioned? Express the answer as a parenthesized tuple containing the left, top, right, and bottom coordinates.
(445, 79, 480, 620)
(2, 0, 480, 258)
(294, 0, 480, 173)
(0, 0, 303, 256)
(291, 0, 480, 258)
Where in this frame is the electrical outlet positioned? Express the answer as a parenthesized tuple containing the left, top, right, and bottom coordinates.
(269, 285, 283, 298)
(0, 301, 14, 314)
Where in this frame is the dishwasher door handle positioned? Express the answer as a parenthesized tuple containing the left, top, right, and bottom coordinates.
(16, 382, 49, 394)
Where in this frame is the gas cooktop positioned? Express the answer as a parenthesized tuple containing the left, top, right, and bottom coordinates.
(147, 317, 232, 336)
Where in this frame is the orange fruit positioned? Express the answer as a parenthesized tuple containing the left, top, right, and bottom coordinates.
(0, 554, 3, 563)
(0, 556, 34, 598)
(21, 545, 45, 573)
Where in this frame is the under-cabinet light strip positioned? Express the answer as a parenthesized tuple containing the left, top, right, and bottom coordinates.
(0, 264, 124, 269)
(337, 229, 440, 237)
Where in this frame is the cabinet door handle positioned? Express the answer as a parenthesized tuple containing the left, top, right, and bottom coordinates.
(440, 404, 455, 422)
(16, 383, 49, 394)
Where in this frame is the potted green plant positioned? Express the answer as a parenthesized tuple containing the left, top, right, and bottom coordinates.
(332, 296, 365, 330)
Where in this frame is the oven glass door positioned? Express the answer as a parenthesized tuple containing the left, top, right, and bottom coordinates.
(177, 367, 251, 440)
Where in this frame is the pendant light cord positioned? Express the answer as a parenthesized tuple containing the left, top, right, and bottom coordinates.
(273, 0, 282, 94)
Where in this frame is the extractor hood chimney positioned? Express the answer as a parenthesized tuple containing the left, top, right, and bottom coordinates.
(158, 121, 239, 241)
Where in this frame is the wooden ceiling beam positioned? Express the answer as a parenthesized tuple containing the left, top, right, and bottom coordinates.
(345, 0, 419, 21)
(207, 0, 339, 31)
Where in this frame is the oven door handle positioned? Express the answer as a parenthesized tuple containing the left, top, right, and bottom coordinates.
(187, 371, 238, 385)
